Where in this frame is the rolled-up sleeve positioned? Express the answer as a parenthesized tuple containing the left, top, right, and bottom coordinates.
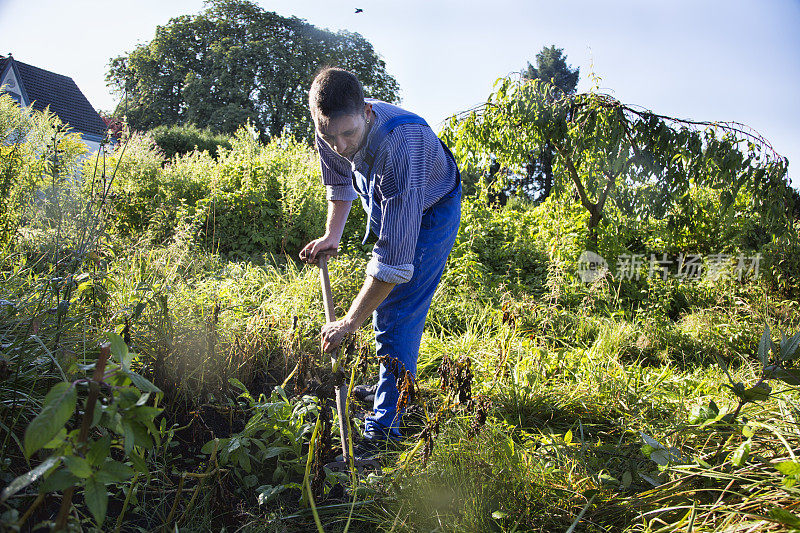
(367, 188, 424, 283)
(367, 126, 434, 284)
(316, 135, 358, 202)
(326, 184, 358, 202)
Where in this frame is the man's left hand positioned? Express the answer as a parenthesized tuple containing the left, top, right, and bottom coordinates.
(321, 318, 354, 353)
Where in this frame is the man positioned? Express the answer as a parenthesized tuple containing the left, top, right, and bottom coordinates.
(299, 67, 461, 454)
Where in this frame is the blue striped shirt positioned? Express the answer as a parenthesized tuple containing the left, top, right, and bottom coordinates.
(316, 99, 458, 284)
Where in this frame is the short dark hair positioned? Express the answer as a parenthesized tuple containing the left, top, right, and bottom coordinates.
(308, 67, 365, 120)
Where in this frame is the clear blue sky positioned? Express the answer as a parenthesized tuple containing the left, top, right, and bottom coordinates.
(1, 0, 798, 187)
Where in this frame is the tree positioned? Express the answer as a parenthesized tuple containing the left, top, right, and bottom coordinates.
(517, 45, 580, 202)
(522, 45, 580, 97)
(442, 76, 791, 252)
(106, 0, 400, 141)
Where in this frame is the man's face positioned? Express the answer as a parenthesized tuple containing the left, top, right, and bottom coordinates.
(315, 104, 371, 161)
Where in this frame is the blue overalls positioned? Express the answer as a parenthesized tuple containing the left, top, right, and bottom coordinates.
(352, 113, 462, 438)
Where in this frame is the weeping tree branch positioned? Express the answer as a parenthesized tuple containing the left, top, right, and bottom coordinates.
(442, 75, 790, 252)
(445, 90, 783, 163)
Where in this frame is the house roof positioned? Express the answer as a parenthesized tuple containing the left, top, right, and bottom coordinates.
(0, 56, 106, 139)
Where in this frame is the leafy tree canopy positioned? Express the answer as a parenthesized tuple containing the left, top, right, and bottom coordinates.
(106, 0, 400, 140)
(443, 76, 792, 250)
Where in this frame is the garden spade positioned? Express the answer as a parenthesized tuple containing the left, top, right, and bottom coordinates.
(317, 256, 380, 474)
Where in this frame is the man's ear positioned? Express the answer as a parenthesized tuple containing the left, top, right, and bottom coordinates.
(364, 102, 373, 118)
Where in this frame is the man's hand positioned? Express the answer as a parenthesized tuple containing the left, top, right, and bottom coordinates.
(320, 276, 395, 353)
(299, 235, 339, 264)
(321, 318, 355, 353)
(300, 200, 352, 264)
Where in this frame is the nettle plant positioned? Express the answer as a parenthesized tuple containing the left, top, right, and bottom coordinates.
(0, 334, 162, 529)
(637, 325, 800, 485)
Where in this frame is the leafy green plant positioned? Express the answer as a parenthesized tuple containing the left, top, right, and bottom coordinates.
(97, 123, 331, 260)
(0, 336, 162, 529)
(194, 127, 327, 260)
(201, 382, 318, 504)
(88, 132, 166, 240)
(762, 220, 800, 301)
(716, 323, 800, 423)
(0, 93, 89, 250)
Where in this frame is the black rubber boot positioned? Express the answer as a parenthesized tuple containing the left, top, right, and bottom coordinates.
(352, 384, 377, 405)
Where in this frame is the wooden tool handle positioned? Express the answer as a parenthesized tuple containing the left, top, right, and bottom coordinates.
(318, 255, 336, 323)
(317, 257, 359, 469)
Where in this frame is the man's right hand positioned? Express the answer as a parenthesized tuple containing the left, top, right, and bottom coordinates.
(299, 235, 339, 264)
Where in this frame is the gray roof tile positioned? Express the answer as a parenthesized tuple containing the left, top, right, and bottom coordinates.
(0, 56, 106, 138)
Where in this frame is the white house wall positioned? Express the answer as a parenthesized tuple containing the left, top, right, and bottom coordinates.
(79, 135, 102, 156)
(0, 66, 26, 106)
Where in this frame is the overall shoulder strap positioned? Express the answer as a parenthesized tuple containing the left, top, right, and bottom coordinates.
(363, 113, 429, 173)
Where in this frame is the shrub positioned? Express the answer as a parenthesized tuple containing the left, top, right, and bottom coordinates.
(192, 126, 326, 260)
(448, 193, 571, 297)
(149, 123, 232, 160)
(0, 94, 88, 248)
(91, 125, 339, 261)
(87, 132, 166, 240)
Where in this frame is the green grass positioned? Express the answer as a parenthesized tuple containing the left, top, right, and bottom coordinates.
(3, 227, 799, 532)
